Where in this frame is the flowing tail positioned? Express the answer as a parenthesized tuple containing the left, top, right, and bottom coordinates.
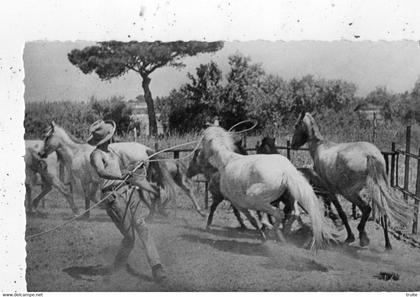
(146, 150, 178, 212)
(285, 166, 339, 250)
(366, 155, 412, 230)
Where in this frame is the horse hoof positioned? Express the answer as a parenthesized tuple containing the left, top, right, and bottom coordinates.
(198, 211, 206, 218)
(345, 235, 356, 244)
(359, 234, 370, 247)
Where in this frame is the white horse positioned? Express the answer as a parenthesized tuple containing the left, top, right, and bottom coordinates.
(291, 112, 412, 250)
(198, 126, 338, 249)
(39, 121, 204, 218)
(25, 143, 77, 214)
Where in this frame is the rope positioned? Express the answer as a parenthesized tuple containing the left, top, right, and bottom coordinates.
(25, 140, 202, 241)
(228, 119, 258, 133)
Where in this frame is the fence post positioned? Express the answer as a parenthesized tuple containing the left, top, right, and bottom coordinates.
(286, 140, 291, 160)
(404, 126, 412, 201)
(204, 181, 209, 210)
(133, 127, 137, 142)
(372, 112, 377, 143)
(413, 147, 420, 234)
(173, 150, 179, 159)
(390, 142, 396, 187)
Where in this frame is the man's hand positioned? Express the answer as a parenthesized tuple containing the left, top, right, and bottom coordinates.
(120, 169, 133, 180)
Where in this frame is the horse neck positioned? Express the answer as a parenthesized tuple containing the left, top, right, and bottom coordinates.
(210, 147, 236, 170)
(54, 130, 84, 163)
(306, 118, 324, 159)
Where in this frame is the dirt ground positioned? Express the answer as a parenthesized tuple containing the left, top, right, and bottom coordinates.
(25, 186, 420, 292)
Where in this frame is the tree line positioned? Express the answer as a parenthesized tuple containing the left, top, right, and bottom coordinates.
(157, 54, 420, 134)
(24, 96, 133, 140)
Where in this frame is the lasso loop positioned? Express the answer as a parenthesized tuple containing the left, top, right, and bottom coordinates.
(227, 119, 258, 134)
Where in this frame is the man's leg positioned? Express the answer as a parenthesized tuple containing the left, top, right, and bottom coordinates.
(105, 192, 136, 272)
(130, 190, 166, 281)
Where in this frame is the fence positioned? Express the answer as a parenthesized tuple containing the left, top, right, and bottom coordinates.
(390, 126, 420, 234)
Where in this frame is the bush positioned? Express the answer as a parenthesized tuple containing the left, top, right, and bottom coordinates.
(24, 96, 132, 140)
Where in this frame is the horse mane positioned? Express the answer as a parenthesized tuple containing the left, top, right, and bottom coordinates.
(203, 126, 236, 152)
(305, 113, 323, 141)
(53, 124, 85, 144)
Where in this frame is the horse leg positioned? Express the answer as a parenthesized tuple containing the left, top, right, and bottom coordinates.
(328, 194, 355, 243)
(231, 205, 247, 229)
(51, 176, 79, 214)
(282, 197, 295, 236)
(381, 215, 392, 250)
(80, 181, 91, 219)
(352, 194, 371, 247)
(25, 184, 33, 214)
(206, 193, 223, 229)
(178, 177, 206, 217)
(258, 204, 286, 243)
(32, 183, 52, 211)
(238, 207, 267, 241)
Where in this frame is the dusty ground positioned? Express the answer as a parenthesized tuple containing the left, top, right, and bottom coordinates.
(24, 184, 420, 293)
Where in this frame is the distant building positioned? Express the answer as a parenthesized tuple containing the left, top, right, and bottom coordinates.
(127, 98, 164, 136)
(354, 102, 384, 123)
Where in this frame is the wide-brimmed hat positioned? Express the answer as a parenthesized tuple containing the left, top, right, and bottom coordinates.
(87, 120, 116, 146)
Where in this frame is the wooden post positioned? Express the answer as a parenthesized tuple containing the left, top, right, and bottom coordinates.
(173, 150, 180, 159)
(372, 112, 377, 143)
(133, 127, 137, 142)
(390, 142, 396, 187)
(243, 134, 247, 149)
(154, 142, 159, 151)
(384, 154, 389, 175)
(204, 181, 209, 210)
(413, 147, 420, 234)
(286, 140, 291, 160)
(404, 126, 411, 201)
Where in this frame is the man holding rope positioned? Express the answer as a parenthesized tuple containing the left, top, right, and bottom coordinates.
(88, 119, 166, 282)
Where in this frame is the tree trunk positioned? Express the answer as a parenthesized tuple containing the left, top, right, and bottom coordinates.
(141, 75, 158, 136)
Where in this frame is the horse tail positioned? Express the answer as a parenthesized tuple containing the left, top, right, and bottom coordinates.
(366, 155, 411, 229)
(146, 150, 178, 210)
(285, 166, 339, 250)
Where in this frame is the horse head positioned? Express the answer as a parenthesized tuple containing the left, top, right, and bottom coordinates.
(291, 111, 309, 149)
(257, 136, 278, 154)
(186, 149, 202, 178)
(291, 112, 324, 149)
(39, 121, 60, 158)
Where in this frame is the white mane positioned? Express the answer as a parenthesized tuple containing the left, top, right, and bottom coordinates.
(202, 126, 236, 153)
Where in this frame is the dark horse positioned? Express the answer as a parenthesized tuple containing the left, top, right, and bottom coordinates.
(258, 136, 360, 219)
(256, 136, 358, 240)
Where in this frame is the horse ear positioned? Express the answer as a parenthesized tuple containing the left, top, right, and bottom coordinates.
(299, 111, 306, 121)
(50, 121, 56, 129)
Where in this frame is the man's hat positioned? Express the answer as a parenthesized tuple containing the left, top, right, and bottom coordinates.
(87, 120, 116, 146)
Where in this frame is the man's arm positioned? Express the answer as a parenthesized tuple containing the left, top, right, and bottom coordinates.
(90, 151, 124, 180)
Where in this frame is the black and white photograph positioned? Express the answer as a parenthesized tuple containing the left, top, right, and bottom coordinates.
(2, 0, 420, 294)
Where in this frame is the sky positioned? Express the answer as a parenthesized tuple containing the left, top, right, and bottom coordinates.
(23, 40, 420, 103)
